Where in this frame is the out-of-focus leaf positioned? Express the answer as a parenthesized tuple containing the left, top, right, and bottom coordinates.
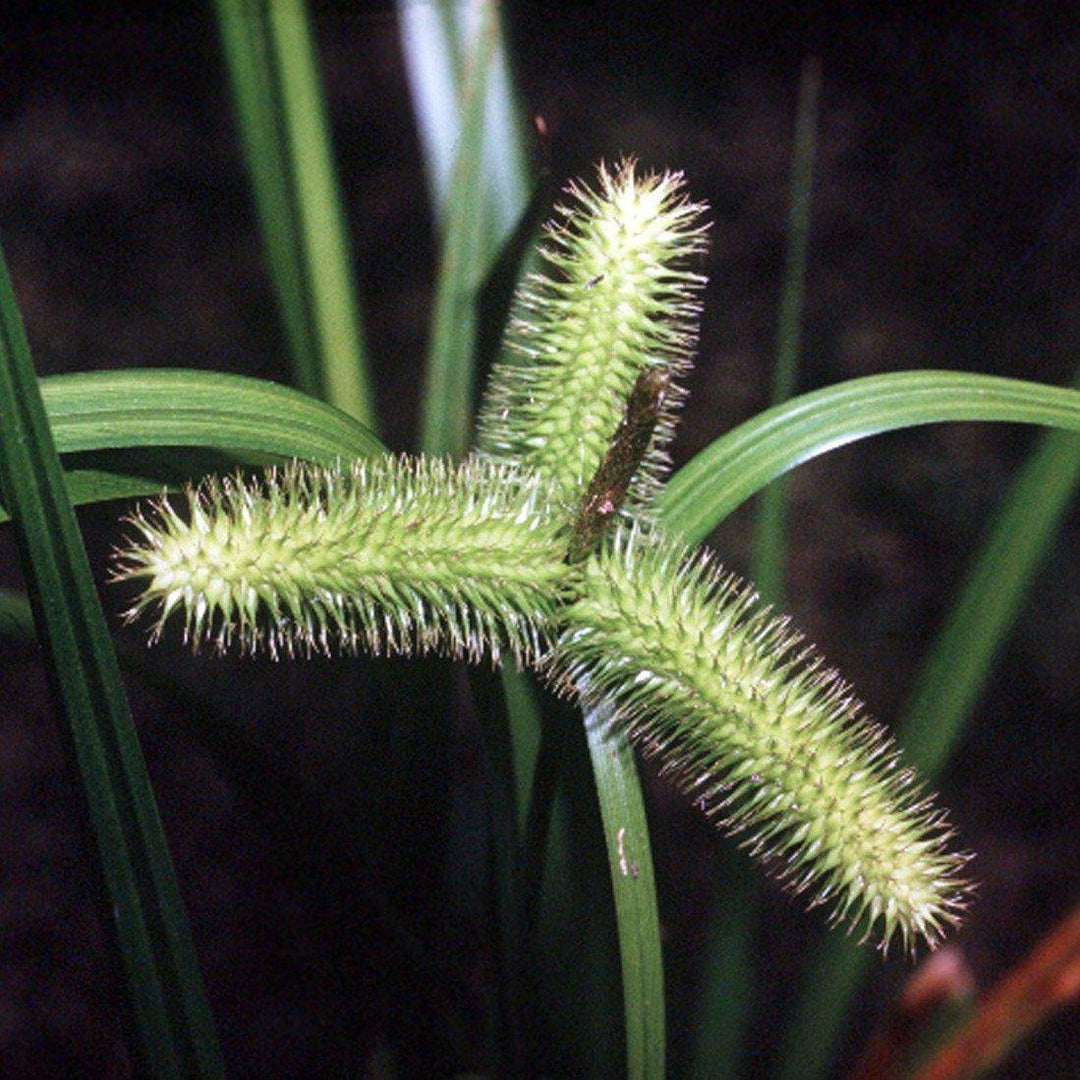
(419, 1, 498, 456)
(213, 0, 376, 427)
(751, 56, 822, 607)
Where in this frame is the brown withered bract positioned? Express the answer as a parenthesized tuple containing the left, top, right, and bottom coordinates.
(567, 365, 670, 562)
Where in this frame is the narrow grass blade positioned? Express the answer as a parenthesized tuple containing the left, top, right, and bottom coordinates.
(528, 713, 623, 1070)
(499, 665, 544, 837)
(659, 370, 1080, 546)
(898, 385, 1080, 776)
(774, 934, 865, 1080)
(39, 368, 382, 459)
(213, 0, 376, 427)
(475, 176, 553, 384)
(419, 0, 497, 456)
(445, 0, 531, 246)
(773, 374, 1080, 1080)
(0, 247, 223, 1074)
(2, 459, 262, 529)
(397, 0, 466, 223)
(585, 697, 665, 1080)
(0, 370, 385, 525)
(686, 853, 755, 1079)
(463, 667, 529, 1074)
(520, 696, 582, 966)
(751, 56, 822, 607)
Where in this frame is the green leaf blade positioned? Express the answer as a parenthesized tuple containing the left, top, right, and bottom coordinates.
(398, 0, 531, 252)
(0, 245, 223, 1075)
(898, 403, 1080, 775)
(0, 370, 385, 526)
(418, 1, 498, 457)
(686, 853, 755, 1080)
(40, 368, 383, 460)
(751, 56, 821, 607)
(660, 370, 1080, 545)
(584, 699, 665, 1080)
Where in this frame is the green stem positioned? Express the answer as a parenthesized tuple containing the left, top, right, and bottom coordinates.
(584, 697, 666, 1080)
(213, 0, 377, 427)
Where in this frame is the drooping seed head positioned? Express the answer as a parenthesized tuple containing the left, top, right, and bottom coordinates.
(549, 525, 971, 954)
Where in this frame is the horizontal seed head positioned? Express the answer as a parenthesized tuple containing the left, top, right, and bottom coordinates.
(112, 456, 575, 663)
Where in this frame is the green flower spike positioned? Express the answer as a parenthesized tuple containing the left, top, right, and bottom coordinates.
(550, 526, 970, 954)
(113, 456, 574, 662)
(477, 158, 708, 515)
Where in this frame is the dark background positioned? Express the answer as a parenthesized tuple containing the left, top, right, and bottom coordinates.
(0, 2, 1075, 1076)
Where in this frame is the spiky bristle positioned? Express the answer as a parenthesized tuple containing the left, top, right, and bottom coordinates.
(476, 158, 708, 516)
(112, 456, 575, 662)
(548, 526, 971, 954)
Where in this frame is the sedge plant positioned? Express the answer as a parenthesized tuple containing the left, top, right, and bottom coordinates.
(0, 6, 1075, 1076)
(2, 13, 1075, 1075)
(1, 48, 1076, 1074)
(113, 160, 970, 958)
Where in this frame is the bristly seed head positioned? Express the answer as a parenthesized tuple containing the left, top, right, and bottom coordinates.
(112, 456, 576, 663)
(547, 525, 972, 955)
(476, 157, 708, 519)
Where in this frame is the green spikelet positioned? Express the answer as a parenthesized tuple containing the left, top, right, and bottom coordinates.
(548, 525, 970, 954)
(476, 158, 708, 514)
(112, 456, 574, 662)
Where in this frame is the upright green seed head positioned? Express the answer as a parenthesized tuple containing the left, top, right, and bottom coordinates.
(477, 158, 708, 516)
